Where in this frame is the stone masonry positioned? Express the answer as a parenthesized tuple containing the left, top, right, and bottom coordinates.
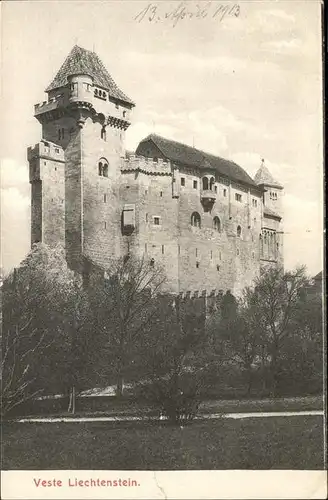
(28, 45, 284, 297)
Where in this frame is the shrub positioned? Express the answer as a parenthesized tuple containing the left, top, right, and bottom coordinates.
(136, 374, 200, 425)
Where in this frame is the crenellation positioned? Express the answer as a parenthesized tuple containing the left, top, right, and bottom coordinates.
(27, 44, 284, 299)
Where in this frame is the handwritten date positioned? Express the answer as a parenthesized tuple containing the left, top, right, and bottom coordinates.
(134, 2, 240, 27)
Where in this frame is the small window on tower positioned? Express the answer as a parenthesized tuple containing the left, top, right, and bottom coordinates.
(181, 177, 185, 186)
(223, 189, 227, 197)
(193, 180, 198, 189)
(153, 217, 160, 226)
(101, 127, 107, 141)
(98, 158, 109, 177)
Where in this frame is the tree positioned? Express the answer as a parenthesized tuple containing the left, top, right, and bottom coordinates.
(276, 282, 323, 395)
(205, 290, 260, 397)
(136, 294, 209, 423)
(89, 255, 166, 397)
(241, 265, 311, 396)
(0, 243, 88, 416)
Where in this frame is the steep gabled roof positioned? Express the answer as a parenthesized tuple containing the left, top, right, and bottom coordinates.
(136, 134, 258, 188)
(46, 45, 134, 106)
(254, 160, 283, 189)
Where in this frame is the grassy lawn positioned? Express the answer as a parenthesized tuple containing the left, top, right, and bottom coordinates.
(2, 416, 324, 470)
(200, 395, 324, 414)
(12, 394, 323, 419)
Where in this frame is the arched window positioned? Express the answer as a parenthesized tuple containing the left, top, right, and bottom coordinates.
(191, 212, 201, 228)
(237, 225, 241, 237)
(202, 177, 209, 190)
(213, 216, 221, 232)
(209, 177, 215, 191)
(98, 158, 109, 177)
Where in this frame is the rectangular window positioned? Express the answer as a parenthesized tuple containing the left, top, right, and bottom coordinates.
(145, 243, 147, 252)
(146, 213, 148, 222)
(154, 217, 160, 225)
(180, 177, 185, 186)
(210, 250, 213, 260)
(214, 186, 218, 193)
(104, 194, 107, 203)
(160, 191, 163, 197)
(122, 204, 136, 228)
(196, 248, 198, 257)
(104, 222, 107, 229)
(178, 245, 180, 255)
(162, 245, 164, 254)
(223, 189, 227, 197)
(235, 193, 242, 202)
(193, 180, 197, 189)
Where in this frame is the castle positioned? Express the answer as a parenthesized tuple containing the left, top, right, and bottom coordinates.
(27, 45, 284, 296)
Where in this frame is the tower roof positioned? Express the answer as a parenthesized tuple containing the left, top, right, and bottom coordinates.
(46, 45, 134, 106)
(254, 159, 283, 189)
(136, 134, 259, 188)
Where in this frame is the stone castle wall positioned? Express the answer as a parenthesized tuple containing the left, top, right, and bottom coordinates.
(28, 116, 283, 296)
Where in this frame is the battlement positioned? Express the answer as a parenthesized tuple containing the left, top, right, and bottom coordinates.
(178, 289, 224, 300)
(27, 140, 65, 163)
(34, 94, 67, 116)
(122, 154, 171, 176)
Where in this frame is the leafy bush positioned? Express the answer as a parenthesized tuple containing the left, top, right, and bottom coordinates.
(137, 374, 200, 425)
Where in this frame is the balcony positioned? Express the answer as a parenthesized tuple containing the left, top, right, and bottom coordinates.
(201, 189, 216, 204)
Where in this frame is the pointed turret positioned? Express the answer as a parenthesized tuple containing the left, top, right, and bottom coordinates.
(254, 158, 283, 189)
(46, 45, 134, 106)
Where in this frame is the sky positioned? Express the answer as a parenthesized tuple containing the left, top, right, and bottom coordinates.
(0, 0, 324, 276)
